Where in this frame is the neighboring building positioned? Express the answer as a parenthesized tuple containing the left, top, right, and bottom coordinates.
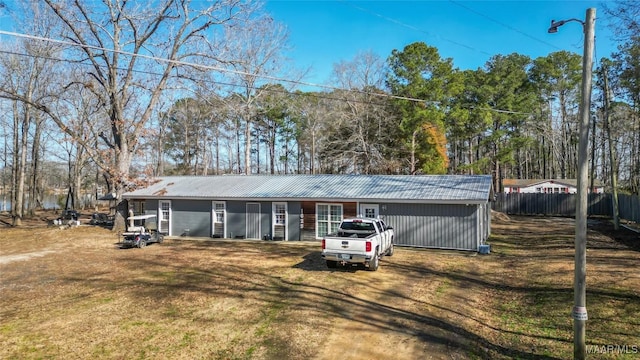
(122, 174, 494, 251)
(502, 179, 605, 194)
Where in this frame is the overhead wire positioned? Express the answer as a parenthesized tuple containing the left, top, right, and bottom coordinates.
(0, 30, 532, 115)
(447, 0, 564, 51)
(0, 30, 430, 105)
(339, 0, 493, 57)
(0, 48, 398, 108)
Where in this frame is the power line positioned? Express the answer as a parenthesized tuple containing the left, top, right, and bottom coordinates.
(0, 48, 396, 108)
(340, 0, 494, 57)
(0, 30, 532, 115)
(0, 30, 431, 104)
(448, 0, 563, 51)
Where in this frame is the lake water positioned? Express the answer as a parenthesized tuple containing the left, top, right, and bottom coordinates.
(0, 194, 95, 212)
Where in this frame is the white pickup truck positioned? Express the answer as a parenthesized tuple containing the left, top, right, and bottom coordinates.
(321, 218, 394, 271)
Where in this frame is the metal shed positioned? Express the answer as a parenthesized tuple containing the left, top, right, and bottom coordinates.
(122, 174, 493, 251)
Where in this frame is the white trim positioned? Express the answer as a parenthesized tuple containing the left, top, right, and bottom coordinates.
(315, 203, 343, 239)
(272, 202, 288, 241)
(158, 200, 171, 236)
(212, 201, 227, 238)
(359, 203, 379, 218)
(476, 204, 481, 250)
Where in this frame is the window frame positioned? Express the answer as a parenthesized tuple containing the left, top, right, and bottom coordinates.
(315, 203, 343, 239)
(272, 202, 288, 240)
(212, 201, 226, 238)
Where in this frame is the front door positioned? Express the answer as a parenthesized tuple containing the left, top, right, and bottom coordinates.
(360, 203, 379, 219)
(246, 203, 261, 239)
(158, 200, 171, 235)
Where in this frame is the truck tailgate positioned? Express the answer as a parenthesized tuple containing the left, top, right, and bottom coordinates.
(324, 237, 368, 253)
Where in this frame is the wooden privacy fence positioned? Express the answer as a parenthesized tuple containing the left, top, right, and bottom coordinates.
(492, 193, 640, 223)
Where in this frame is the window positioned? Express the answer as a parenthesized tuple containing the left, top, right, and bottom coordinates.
(536, 187, 542, 193)
(272, 203, 287, 240)
(212, 202, 226, 238)
(274, 203, 286, 225)
(132, 201, 145, 215)
(316, 204, 343, 238)
(214, 202, 225, 223)
(159, 200, 171, 234)
(380, 220, 388, 230)
(340, 221, 374, 231)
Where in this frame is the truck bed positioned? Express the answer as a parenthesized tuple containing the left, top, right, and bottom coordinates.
(321, 217, 394, 271)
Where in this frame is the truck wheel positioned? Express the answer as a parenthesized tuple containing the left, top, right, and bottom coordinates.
(368, 251, 379, 271)
(157, 234, 164, 244)
(138, 238, 147, 248)
(386, 243, 394, 257)
(326, 260, 338, 269)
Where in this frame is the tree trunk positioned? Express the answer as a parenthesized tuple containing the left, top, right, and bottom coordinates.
(410, 129, 418, 175)
(215, 128, 220, 175)
(311, 131, 316, 175)
(590, 108, 598, 192)
(236, 118, 242, 174)
(244, 110, 251, 175)
(111, 142, 133, 232)
(29, 116, 43, 215)
(603, 68, 620, 230)
(269, 129, 276, 175)
(11, 101, 21, 226)
(284, 139, 289, 174)
(15, 105, 29, 226)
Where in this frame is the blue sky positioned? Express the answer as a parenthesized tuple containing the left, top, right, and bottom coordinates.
(265, 0, 619, 85)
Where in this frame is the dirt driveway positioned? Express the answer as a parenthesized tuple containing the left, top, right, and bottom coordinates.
(1, 214, 639, 359)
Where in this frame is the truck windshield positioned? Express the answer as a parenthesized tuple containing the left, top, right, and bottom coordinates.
(340, 222, 375, 231)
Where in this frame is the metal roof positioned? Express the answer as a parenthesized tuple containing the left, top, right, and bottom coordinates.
(123, 175, 493, 204)
(503, 178, 604, 188)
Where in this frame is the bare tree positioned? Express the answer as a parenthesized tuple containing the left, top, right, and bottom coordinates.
(604, 0, 640, 194)
(323, 51, 394, 174)
(0, 0, 260, 229)
(0, 3, 62, 225)
(223, 14, 289, 174)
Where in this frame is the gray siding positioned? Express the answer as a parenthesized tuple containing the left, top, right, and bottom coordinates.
(134, 198, 489, 250)
(382, 203, 479, 251)
(259, 202, 271, 239)
(226, 201, 246, 239)
(287, 202, 302, 241)
(172, 200, 211, 237)
(225, 201, 273, 240)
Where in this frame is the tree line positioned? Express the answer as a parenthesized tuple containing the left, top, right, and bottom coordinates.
(0, 0, 638, 227)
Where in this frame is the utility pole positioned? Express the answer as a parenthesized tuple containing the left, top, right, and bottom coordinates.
(574, 8, 595, 360)
(548, 8, 595, 359)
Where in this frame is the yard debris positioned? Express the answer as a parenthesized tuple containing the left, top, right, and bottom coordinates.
(491, 209, 510, 221)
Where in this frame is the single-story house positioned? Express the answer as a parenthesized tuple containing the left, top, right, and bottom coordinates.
(122, 174, 493, 251)
(503, 179, 605, 194)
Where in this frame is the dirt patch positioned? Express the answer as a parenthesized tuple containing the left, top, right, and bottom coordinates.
(1, 213, 639, 359)
(491, 209, 511, 222)
(0, 249, 58, 264)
